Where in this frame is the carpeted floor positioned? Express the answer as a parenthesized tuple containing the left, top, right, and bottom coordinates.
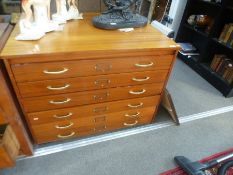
(1, 59, 233, 175)
(167, 59, 233, 117)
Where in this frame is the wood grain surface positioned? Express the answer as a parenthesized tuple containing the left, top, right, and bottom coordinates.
(27, 96, 159, 125)
(21, 83, 163, 112)
(17, 70, 168, 97)
(32, 106, 156, 144)
(0, 13, 180, 58)
(11, 55, 173, 82)
(0, 13, 179, 144)
(0, 125, 20, 168)
(0, 25, 33, 154)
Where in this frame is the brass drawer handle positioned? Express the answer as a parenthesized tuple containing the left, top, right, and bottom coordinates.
(135, 62, 154, 68)
(127, 102, 143, 108)
(94, 79, 111, 87)
(129, 89, 146, 95)
(125, 112, 140, 118)
(49, 98, 71, 105)
(57, 132, 75, 138)
(55, 122, 74, 129)
(124, 120, 138, 126)
(47, 84, 70, 90)
(43, 68, 69, 74)
(132, 77, 150, 82)
(53, 112, 73, 119)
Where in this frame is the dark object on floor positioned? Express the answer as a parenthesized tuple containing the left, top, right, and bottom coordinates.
(174, 153, 233, 175)
(161, 89, 180, 125)
(160, 148, 233, 175)
(92, 0, 147, 29)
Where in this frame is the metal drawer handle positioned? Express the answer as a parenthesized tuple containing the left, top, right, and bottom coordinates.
(124, 120, 138, 126)
(57, 132, 75, 138)
(127, 102, 143, 108)
(55, 122, 74, 129)
(135, 62, 154, 68)
(132, 77, 150, 82)
(129, 89, 146, 95)
(49, 98, 71, 105)
(53, 112, 73, 119)
(43, 68, 69, 74)
(47, 84, 70, 90)
(125, 112, 140, 118)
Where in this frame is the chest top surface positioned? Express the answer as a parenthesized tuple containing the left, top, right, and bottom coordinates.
(0, 13, 179, 58)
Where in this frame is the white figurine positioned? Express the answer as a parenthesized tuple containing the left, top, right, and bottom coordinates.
(67, 0, 83, 20)
(52, 0, 83, 24)
(52, 0, 70, 24)
(16, 0, 61, 41)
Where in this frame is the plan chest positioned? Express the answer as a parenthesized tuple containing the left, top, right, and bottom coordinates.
(0, 14, 180, 144)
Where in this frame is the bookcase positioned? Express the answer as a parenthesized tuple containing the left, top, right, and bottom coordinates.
(175, 0, 233, 97)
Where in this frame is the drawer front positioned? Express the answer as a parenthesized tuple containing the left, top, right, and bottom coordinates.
(32, 107, 155, 144)
(12, 55, 173, 82)
(21, 83, 164, 112)
(34, 126, 94, 144)
(27, 96, 160, 125)
(17, 70, 168, 98)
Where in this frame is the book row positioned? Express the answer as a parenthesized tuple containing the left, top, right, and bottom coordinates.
(210, 55, 233, 84)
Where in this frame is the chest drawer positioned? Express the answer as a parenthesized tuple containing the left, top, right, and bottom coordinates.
(11, 55, 173, 82)
(27, 96, 159, 125)
(32, 107, 155, 144)
(17, 70, 168, 98)
(21, 83, 163, 112)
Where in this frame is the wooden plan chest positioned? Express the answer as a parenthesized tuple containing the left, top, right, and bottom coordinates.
(0, 13, 180, 144)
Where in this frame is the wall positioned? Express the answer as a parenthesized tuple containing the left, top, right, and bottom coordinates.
(51, 0, 107, 14)
(168, 0, 188, 37)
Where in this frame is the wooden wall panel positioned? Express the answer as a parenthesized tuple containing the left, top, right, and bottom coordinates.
(0, 61, 33, 156)
(0, 24, 32, 156)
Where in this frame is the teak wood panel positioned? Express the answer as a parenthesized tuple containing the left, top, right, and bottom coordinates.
(11, 55, 173, 82)
(0, 14, 180, 58)
(0, 149, 15, 168)
(27, 96, 159, 125)
(21, 83, 163, 112)
(31, 106, 155, 131)
(34, 127, 94, 144)
(0, 109, 6, 124)
(0, 125, 20, 168)
(32, 107, 155, 144)
(17, 70, 168, 98)
(0, 62, 33, 155)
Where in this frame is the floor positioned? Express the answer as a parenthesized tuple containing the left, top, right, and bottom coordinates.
(2, 112, 233, 175)
(1, 59, 233, 175)
(167, 59, 233, 117)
